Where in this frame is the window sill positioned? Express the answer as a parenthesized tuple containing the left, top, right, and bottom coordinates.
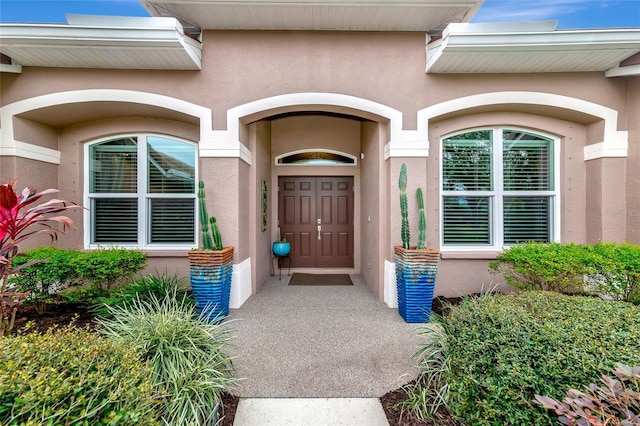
(145, 250, 190, 257)
(440, 250, 500, 260)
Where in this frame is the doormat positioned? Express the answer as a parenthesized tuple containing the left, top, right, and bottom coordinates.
(288, 273, 353, 286)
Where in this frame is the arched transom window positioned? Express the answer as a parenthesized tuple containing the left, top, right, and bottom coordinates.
(276, 150, 357, 166)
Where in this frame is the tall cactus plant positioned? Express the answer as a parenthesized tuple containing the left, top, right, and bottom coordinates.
(416, 187, 426, 250)
(210, 216, 223, 251)
(399, 163, 410, 249)
(197, 181, 223, 250)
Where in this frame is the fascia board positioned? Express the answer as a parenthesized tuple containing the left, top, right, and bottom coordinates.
(1, 24, 189, 45)
(441, 29, 640, 52)
(605, 63, 640, 77)
(425, 38, 444, 72)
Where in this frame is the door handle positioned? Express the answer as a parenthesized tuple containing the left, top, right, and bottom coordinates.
(317, 225, 321, 240)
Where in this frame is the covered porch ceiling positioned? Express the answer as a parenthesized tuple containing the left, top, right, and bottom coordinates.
(140, 0, 484, 33)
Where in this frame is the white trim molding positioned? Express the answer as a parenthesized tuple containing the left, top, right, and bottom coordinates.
(605, 63, 640, 78)
(384, 260, 398, 308)
(418, 91, 628, 161)
(0, 89, 251, 164)
(223, 92, 428, 159)
(230, 257, 252, 308)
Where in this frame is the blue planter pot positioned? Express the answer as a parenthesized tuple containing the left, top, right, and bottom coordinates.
(188, 248, 234, 323)
(394, 246, 440, 323)
(272, 241, 291, 257)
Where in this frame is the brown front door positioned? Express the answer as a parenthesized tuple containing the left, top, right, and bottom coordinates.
(278, 176, 354, 268)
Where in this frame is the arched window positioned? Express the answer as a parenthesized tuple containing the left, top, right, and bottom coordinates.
(441, 128, 559, 249)
(86, 134, 197, 249)
(276, 150, 357, 166)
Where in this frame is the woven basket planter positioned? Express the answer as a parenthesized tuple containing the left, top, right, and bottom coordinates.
(394, 246, 440, 323)
(188, 247, 234, 322)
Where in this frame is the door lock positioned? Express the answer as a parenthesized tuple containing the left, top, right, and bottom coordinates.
(317, 225, 321, 240)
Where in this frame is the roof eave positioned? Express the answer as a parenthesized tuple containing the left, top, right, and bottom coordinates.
(427, 22, 640, 75)
(0, 15, 202, 71)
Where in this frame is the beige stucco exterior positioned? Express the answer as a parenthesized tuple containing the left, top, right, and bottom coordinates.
(1, 27, 639, 304)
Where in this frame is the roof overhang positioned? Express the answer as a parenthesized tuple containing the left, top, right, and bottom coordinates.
(141, 0, 484, 32)
(426, 21, 640, 76)
(0, 15, 202, 71)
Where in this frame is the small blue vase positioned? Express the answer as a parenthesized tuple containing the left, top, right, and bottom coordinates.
(272, 241, 291, 257)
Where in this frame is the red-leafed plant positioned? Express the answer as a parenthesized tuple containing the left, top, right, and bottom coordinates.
(534, 364, 640, 426)
(0, 177, 80, 335)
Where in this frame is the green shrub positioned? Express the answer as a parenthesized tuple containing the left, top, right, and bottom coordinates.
(60, 282, 110, 306)
(0, 325, 160, 425)
(489, 242, 590, 292)
(70, 248, 147, 290)
(587, 242, 640, 303)
(535, 363, 640, 425)
(491, 241, 640, 303)
(9, 247, 82, 307)
(96, 289, 236, 425)
(431, 291, 640, 425)
(92, 270, 191, 318)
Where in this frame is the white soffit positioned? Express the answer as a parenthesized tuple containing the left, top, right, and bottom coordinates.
(141, 0, 484, 32)
(0, 15, 202, 70)
(426, 21, 640, 75)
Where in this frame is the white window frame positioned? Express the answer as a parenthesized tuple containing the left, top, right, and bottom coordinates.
(84, 133, 198, 250)
(439, 127, 560, 252)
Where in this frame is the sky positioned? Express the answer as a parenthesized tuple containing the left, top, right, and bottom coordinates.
(0, 0, 638, 29)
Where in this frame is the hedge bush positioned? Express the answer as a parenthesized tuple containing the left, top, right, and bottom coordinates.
(436, 291, 640, 425)
(70, 248, 147, 290)
(10, 247, 82, 308)
(489, 242, 590, 293)
(0, 325, 160, 425)
(490, 242, 640, 302)
(10, 247, 148, 306)
(587, 242, 640, 304)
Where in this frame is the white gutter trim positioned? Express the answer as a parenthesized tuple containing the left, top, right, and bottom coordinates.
(605, 63, 640, 77)
(0, 63, 22, 73)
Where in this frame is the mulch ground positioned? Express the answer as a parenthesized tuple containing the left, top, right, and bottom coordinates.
(12, 295, 466, 426)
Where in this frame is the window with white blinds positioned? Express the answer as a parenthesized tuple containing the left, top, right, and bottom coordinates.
(87, 135, 197, 249)
(441, 128, 557, 249)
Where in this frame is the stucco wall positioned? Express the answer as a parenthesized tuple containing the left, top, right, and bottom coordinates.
(249, 120, 272, 292)
(270, 114, 361, 159)
(360, 120, 381, 297)
(586, 157, 627, 243)
(0, 29, 637, 301)
(626, 77, 640, 243)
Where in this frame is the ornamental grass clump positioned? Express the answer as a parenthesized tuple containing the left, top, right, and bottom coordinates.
(406, 291, 640, 425)
(96, 288, 236, 426)
(0, 325, 159, 425)
(91, 269, 191, 318)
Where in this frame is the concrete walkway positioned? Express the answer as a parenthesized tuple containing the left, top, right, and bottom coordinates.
(233, 398, 389, 425)
(225, 274, 425, 425)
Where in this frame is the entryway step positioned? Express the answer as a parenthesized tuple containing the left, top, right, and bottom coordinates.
(233, 398, 389, 426)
